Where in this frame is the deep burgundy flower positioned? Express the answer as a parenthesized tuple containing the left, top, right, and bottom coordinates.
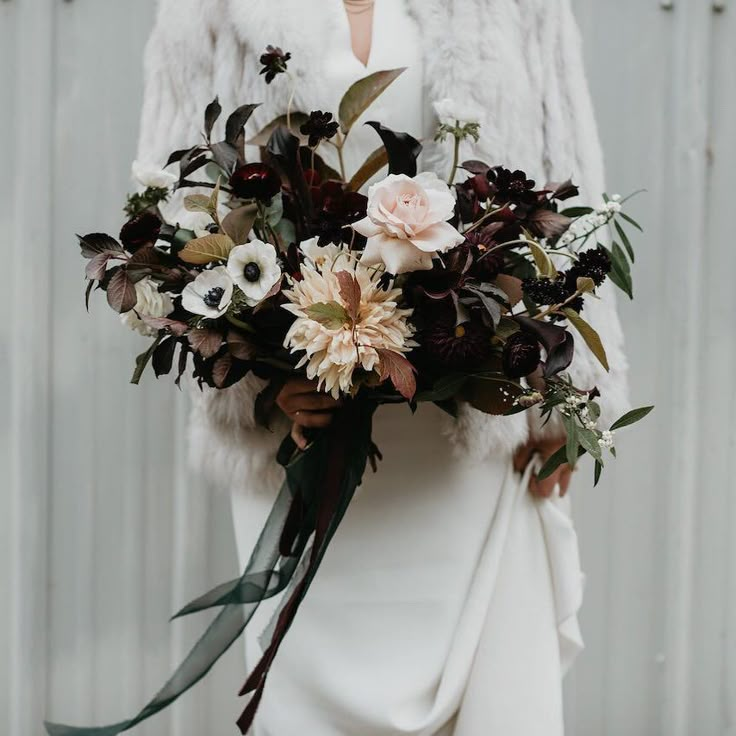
(300, 110, 340, 148)
(565, 246, 611, 287)
(119, 211, 161, 253)
(455, 173, 492, 223)
(310, 180, 367, 245)
(502, 331, 542, 378)
(522, 276, 584, 317)
(420, 300, 494, 370)
(229, 162, 282, 202)
(259, 45, 291, 84)
(487, 166, 538, 206)
(464, 232, 505, 281)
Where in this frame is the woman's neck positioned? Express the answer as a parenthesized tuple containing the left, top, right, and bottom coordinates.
(343, 0, 375, 67)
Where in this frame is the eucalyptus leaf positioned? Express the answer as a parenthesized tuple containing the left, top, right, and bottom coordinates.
(614, 220, 635, 262)
(338, 68, 406, 133)
(619, 211, 643, 232)
(609, 405, 654, 431)
(594, 460, 603, 486)
(222, 204, 258, 244)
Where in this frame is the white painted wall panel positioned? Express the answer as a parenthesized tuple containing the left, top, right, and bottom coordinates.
(1, 1, 733, 735)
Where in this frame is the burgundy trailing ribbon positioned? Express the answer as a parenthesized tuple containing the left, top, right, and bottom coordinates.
(236, 404, 359, 732)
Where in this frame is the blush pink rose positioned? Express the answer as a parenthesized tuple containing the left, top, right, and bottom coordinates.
(352, 172, 465, 274)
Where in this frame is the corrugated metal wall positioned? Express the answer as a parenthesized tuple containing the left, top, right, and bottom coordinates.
(1, 1, 733, 734)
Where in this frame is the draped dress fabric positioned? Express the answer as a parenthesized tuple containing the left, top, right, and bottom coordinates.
(230, 2, 586, 734)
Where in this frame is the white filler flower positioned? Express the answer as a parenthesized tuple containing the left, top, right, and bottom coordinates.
(120, 277, 174, 337)
(181, 266, 234, 318)
(282, 260, 415, 398)
(432, 97, 482, 124)
(353, 172, 465, 274)
(227, 240, 282, 306)
(131, 160, 177, 190)
(298, 236, 343, 271)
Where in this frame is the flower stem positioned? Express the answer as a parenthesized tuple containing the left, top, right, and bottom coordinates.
(286, 72, 297, 131)
(447, 122, 461, 185)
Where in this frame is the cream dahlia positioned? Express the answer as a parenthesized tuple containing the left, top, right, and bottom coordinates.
(282, 256, 415, 398)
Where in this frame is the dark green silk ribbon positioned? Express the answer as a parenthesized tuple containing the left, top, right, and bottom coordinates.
(44, 399, 375, 736)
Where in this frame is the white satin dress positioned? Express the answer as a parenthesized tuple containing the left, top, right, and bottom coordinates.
(231, 3, 586, 734)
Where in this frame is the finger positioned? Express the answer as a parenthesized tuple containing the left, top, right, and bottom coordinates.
(282, 377, 321, 397)
(291, 422, 308, 451)
(529, 470, 558, 498)
(291, 411, 334, 429)
(513, 443, 535, 474)
(293, 393, 343, 412)
(558, 466, 573, 497)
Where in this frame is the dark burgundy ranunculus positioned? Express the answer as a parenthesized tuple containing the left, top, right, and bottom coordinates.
(455, 173, 493, 223)
(310, 180, 367, 245)
(119, 211, 161, 253)
(229, 163, 282, 202)
(464, 232, 505, 281)
(259, 45, 291, 84)
(420, 300, 494, 370)
(487, 166, 538, 206)
(502, 330, 542, 378)
(300, 110, 340, 148)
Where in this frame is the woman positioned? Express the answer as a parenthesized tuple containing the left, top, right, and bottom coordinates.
(136, 1, 628, 734)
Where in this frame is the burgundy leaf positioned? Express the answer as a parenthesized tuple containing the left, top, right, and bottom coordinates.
(376, 349, 417, 400)
(212, 353, 233, 388)
(188, 328, 223, 359)
(85, 252, 112, 280)
(78, 232, 123, 259)
(152, 337, 178, 378)
(335, 271, 361, 322)
(141, 316, 189, 337)
(227, 330, 257, 360)
(106, 269, 137, 313)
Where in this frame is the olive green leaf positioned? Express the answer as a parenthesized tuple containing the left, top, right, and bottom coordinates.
(305, 301, 351, 329)
(178, 233, 234, 264)
(338, 68, 406, 134)
(563, 308, 609, 371)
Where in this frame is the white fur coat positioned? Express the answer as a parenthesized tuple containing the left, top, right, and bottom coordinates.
(135, 0, 629, 494)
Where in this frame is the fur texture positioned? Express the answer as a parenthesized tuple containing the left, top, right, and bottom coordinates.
(136, 0, 629, 491)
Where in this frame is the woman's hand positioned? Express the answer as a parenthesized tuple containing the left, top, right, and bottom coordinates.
(513, 436, 572, 498)
(276, 377, 343, 450)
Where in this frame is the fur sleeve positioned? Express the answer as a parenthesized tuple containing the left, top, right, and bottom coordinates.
(528, 0, 630, 440)
(136, 0, 284, 493)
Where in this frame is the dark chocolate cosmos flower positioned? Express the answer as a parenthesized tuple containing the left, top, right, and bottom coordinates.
(259, 45, 291, 84)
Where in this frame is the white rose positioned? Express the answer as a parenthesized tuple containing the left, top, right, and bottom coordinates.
(181, 266, 234, 318)
(227, 240, 282, 306)
(352, 172, 465, 274)
(298, 237, 344, 271)
(120, 277, 174, 337)
(432, 97, 481, 125)
(131, 160, 177, 190)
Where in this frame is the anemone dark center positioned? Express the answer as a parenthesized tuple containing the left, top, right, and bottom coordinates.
(203, 286, 225, 307)
(244, 262, 261, 282)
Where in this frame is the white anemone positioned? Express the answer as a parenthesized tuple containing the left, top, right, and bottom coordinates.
(227, 240, 282, 306)
(298, 236, 343, 271)
(181, 266, 234, 318)
(131, 160, 177, 190)
(120, 277, 174, 337)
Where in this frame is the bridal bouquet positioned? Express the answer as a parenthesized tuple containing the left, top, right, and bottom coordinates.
(49, 53, 651, 736)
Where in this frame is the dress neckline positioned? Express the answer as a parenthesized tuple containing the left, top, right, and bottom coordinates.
(340, 0, 380, 70)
